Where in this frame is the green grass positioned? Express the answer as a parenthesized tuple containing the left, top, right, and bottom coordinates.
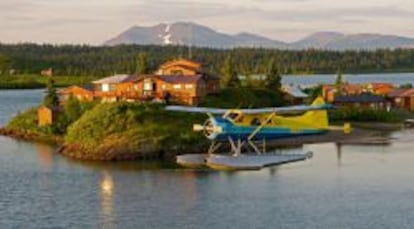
(329, 107, 402, 123)
(7, 108, 41, 132)
(6, 100, 97, 136)
(0, 74, 98, 89)
(64, 102, 207, 159)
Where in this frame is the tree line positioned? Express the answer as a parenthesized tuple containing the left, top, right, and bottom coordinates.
(0, 43, 413, 77)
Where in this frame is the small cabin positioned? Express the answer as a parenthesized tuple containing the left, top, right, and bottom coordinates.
(41, 68, 53, 77)
(37, 106, 62, 126)
(387, 88, 414, 110)
(282, 86, 308, 105)
(59, 85, 94, 102)
(333, 93, 387, 110)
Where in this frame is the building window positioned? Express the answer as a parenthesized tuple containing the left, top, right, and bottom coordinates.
(144, 79, 153, 91)
(172, 70, 184, 75)
(102, 84, 110, 92)
(173, 84, 182, 89)
(395, 98, 401, 104)
(185, 84, 193, 89)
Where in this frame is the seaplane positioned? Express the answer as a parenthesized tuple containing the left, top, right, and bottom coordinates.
(166, 97, 343, 170)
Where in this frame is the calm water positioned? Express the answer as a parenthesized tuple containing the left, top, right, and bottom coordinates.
(1, 79, 414, 228)
(283, 72, 414, 87)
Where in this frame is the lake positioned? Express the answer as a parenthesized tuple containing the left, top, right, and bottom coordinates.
(283, 72, 414, 87)
(1, 80, 414, 228)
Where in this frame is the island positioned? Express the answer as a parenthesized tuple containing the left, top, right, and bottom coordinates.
(1, 58, 411, 161)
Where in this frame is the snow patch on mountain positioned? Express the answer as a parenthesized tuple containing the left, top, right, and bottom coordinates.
(163, 34, 173, 45)
(157, 24, 172, 45)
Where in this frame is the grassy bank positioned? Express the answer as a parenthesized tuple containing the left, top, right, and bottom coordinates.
(2, 100, 209, 160)
(61, 103, 208, 160)
(0, 75, 98, 89)
(1, 108, 63, 144)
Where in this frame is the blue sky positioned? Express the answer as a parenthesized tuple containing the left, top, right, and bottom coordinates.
(1, 0, 413, 44)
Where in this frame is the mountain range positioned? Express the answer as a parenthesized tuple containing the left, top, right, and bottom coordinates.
(104, 22, 414, 50)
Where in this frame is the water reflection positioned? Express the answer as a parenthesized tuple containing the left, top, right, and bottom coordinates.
(336, 143, 343, 167)
(100, 171, 114, 228)
(35, 143, 55, 171)
(180, 171, 198, 213)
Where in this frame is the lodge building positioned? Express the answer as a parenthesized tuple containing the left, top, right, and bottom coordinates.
(60, 59, 219, 105)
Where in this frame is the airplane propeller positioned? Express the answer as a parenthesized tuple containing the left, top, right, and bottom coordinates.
(193, 118, 223, 139)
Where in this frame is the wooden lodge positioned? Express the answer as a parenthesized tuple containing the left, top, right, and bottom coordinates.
(321, 82, 395, 103)
(282, 85, 309, 105)
(59, 85, 95, 102)
(387, 88, 414, 110)
(333, 93, 388, 110)
(60, 59, 219, 105)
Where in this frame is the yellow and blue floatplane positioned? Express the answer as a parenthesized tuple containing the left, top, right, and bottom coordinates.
(167, 97, 338, 170)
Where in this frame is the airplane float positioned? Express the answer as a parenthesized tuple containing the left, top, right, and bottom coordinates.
(166, 97, 348, 170)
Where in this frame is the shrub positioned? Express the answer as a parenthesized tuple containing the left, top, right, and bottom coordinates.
(200, 88, 284, 108)
(329, 107, 402, 123)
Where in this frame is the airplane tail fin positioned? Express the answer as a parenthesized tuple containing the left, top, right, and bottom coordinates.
(303, 97, 329, 129)
(310, 96, 327, 107)
(310, 97, 352, 133)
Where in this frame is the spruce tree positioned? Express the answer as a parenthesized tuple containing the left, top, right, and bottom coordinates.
(266, 58, 282, 91)
(43, 78, 59, 107)
(0, 54, 11, 75)
(335, 68, 344, 95)
(220, 54, 240, 88)
(135, 52, 149, 74)
(64, 96, 81, 123)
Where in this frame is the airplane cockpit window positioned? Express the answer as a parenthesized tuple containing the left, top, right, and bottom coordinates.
(225, 112, 243, 122)
(227, 113, 238, 120)
(251, 118, 261, 126)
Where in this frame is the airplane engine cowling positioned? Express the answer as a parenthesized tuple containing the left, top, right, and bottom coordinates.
(193, 117, 225, 140)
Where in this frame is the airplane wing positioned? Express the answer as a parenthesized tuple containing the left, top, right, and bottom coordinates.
(166, 104, 333, 114)
(165, 106, 229, 114)
(240, 104, 333, 114)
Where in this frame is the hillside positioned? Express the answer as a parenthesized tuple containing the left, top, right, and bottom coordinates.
(104, 22, 414, 50)
(105, 22, 287, 49)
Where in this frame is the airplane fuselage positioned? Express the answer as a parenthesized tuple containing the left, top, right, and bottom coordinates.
(206, 117, 327, 141)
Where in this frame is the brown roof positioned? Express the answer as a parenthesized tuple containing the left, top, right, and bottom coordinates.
(369, 83, 394, 88)
(159, 58, 202, 69)
(388, 88, 414, 97)
(59, 85, 94, 94)
(92, 74, 139, 84)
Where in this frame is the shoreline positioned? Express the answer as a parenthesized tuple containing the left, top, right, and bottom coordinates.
(0, 124, 398, 161)
(0, 127, 63, 145)
(1, 72, 413, 90)
(264, 128, 391, 147)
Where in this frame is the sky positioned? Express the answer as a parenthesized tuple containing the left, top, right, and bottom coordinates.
(1, 0, 414, 44)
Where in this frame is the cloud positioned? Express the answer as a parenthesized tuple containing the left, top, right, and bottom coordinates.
(118, 0, 252, 23)
(0, 0, 413, 44)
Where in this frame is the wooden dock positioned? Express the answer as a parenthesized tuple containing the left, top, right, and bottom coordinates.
(404, 119, 414, 128)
